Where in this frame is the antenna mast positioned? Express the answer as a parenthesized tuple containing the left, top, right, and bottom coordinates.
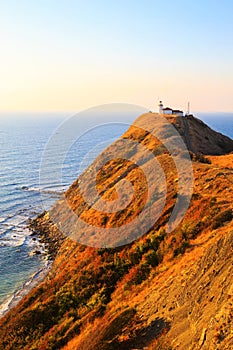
(186, 101, 190, 116)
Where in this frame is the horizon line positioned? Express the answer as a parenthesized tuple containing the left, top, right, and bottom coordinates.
(0, 109, 233, 115)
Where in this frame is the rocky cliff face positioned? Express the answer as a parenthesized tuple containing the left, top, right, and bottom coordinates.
(0, 113, 232, 350)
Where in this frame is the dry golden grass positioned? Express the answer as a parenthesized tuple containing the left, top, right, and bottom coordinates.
(0, 114, 232, 350)
(208, 154, 233, 168)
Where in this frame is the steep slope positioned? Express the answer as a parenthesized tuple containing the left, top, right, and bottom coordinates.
(166, 114, 233, 155)
(0, 113, 232, 350)
(164, 114, 233, 155)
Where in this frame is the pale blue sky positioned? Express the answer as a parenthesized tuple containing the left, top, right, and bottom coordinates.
(0, 0, 233, 112)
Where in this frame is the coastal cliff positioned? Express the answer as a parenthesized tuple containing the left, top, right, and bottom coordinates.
(165, 114, 233, 155)
(0, 113, 232, 350)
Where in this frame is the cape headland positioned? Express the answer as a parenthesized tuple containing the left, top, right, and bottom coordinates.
(0, 112, 232, 350)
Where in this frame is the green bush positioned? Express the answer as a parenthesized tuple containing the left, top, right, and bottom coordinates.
(135, 263, 150, 285)
(174, 240, 190, 257)
(212, 209, 233, 229)
(145, 250, 160, 267)
(190, 153, 211, 164)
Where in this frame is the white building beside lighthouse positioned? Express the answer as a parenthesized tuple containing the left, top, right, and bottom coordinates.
(163, 107, 173, 115)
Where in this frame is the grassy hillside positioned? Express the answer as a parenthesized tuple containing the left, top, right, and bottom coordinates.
(0, 113, 232, 350)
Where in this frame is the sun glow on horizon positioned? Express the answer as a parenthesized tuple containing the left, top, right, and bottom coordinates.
(0, 0, 233, 114)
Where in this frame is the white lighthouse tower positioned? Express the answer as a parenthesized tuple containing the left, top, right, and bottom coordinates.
(158, 100, 163, 114)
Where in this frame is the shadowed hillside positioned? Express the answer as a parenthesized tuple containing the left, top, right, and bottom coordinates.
(166, 114, 233, 155)
(0, 113, 232, 350)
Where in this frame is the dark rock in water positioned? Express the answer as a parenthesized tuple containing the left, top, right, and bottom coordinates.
(30, 230, 37, 236)
(33, 250, 41, 255)
(22, 186, 29, 190)
(29, 250, 42, 257)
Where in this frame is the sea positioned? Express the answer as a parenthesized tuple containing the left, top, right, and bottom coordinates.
(0, 110, 232, 316)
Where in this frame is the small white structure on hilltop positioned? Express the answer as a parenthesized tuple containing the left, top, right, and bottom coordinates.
(158, 101, 184, 116)
(172, 109, 184, 117)
(163, 107, 173, 115)
(158, 100, 164, 114)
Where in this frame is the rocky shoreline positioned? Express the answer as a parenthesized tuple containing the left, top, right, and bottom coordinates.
(28, 211, 66, 261)
(0, 261, 52, 317)
(0, 211, 65, 318)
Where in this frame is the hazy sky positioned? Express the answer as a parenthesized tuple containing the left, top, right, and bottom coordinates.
(0, 0, 233, 113)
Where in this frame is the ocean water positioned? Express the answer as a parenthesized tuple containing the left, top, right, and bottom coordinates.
(0, 116, 64, 314)
(0, 112, 134, 316)
(198, 112, 233, 139)
(0, 111, 232, 316)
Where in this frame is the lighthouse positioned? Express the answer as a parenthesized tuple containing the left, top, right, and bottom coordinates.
(158, 100, 163, 114)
